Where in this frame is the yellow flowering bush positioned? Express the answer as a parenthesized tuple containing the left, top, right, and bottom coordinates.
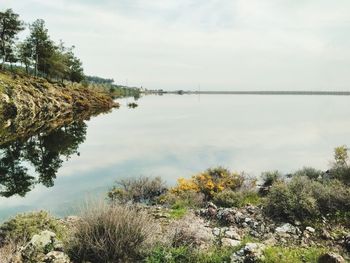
(171, 167, 244, 200)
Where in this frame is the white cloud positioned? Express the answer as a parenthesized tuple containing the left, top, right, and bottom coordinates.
(3, 0, 350, 90)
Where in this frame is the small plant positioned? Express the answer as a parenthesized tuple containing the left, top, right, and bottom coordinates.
(259, 170, 281, 196)
(0, 211, 65, 245)
(66, 201, 159, 262)
(107, 176, 167, 204)
(213, 190, 261, 208)
(263, 246, 327, 263)
(171, 167, 244, 200)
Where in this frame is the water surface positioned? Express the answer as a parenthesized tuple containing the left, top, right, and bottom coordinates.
(1, 94, 349, 220)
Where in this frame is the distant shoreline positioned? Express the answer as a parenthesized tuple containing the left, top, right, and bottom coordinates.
(146, 90, 350, 96)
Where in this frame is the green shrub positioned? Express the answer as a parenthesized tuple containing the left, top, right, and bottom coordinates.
(259, 171, 282, 196)
(264, 176, 350, 222)
(0, 211, 65, 245)
(66, 202, 158, 262)
(293, 167, 323, 180)
(159, 191, 205, 208)
(263, 246, 327, 263)
(213, 190, 261, 208)
(107, 176, 167, 204)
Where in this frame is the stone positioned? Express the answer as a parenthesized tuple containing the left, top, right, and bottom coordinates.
(306, 226, 315, 233)
(230, 242, 266, 263)
(344, 234, 350, 252)
(44, 251, 71, 263)
(318, 252, 345, 263)
(212, 227, 222, 236)
(207, 202, 217, 210)
(221, 238, 241, 247)
(225, 230, 241, 240)
(275, 223, 298, 235)
(320, 229, 332, 240)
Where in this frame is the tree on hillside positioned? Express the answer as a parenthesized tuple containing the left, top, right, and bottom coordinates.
(17, 39, 33, 74)
(27, 19, 55, 76)
(66, 46, 84, 82)
(0, 9, 24, 69)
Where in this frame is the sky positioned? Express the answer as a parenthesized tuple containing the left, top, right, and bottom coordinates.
(2, 0, 350, 90)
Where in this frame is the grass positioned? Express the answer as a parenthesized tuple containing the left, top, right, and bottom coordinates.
(262, 246, 328, 263)
(169, 201, 189, 219)
(146, 245, 239, 263)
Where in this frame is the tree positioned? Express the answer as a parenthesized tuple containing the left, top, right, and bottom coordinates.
(27, 19, 54, 76)
(0, 9, 24, 69)
(65, 46, 84, 82)
(17, 39, 33, 73)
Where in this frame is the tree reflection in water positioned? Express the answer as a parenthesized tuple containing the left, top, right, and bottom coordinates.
(0, 121, 87, 197)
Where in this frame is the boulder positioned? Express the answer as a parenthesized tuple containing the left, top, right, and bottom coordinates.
(318, 252, 345, 263)
(221, 238, 241, 247)
(230, 242, 266, 263)
(225, 230, 241, 240)
(305, 226, 315, 233)
(44, 251, 71, 263)
(344, 234, 350, 252)
(20, 230, 70, 263)
(275, 223, 298, 235)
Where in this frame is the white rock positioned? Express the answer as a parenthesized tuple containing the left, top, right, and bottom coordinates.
(225, 230, 241, 240)
(305, 226, 315, 233)
(275, 223, 297, 234)
(221, 238, 241, 247)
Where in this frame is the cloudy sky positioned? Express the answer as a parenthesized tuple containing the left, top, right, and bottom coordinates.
(3, 0, 350, 90)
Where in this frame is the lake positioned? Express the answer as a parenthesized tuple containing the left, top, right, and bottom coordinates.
(1, 94, 349, 221)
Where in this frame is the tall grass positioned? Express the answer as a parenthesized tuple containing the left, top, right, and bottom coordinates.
(66, 201, 159, 263)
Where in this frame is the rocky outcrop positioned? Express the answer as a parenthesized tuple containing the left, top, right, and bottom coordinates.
(20, 230, 71, 263)
(0, 71, 118, 144)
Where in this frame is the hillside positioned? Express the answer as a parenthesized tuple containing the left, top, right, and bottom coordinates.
(0, 70, 118, 143)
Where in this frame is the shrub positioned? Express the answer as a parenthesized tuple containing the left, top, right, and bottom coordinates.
(259, 171, 282, 196)
(171, 167, 244, 200)
(66, 202, 159, 263)
(0, 211, 65, 246)
(293, 167, 323, 180)
(329, 146, 350, 185)
(264, 176, 350, 222)
(213, 190, 261, 208)
(107, 176, 167, 204)
(158, 191, 205, 208)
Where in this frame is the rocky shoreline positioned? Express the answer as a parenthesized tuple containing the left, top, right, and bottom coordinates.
(0, 70, 118, 142)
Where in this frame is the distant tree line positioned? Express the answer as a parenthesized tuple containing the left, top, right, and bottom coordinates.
(0, 8, 84, 82)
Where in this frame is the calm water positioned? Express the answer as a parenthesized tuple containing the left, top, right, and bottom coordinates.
(1, 94, 350, 221)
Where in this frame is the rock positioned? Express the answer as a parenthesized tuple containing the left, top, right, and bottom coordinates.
(21, 230, 69, 262)
(306, 226, 315, 233)
(275, 223, 298, 235)
(225, 230, 241, 240)
(212, 227, 222, 237)
(318, 252, 345, 263)
(221, 238, 241, 247)
(230, 242, 266, 263)
(344, 234, 350, 252)
(44, 251, 71, 263)
(207, 202, 217, 210)
(321, 229, 332, 240)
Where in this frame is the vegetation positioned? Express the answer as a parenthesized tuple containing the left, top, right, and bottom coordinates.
(213, 189, 261, 208)
(0, 211, 66, 245)
(146, 246, 237, 263)
(107, 176, 167, 204)
(171, 167, 244, 201)
(66, 202, 158, 263)
(263, 246, 327, 263)
(1, 9, 83, 82)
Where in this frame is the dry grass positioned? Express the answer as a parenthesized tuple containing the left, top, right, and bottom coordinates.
(67, 201, 159, 263)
